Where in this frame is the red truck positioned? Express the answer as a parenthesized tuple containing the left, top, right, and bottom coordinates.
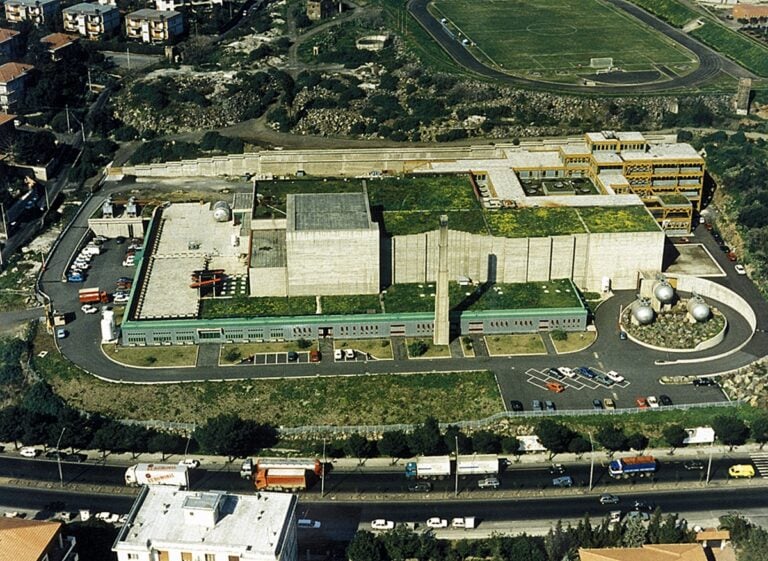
(78, 288, 109, 304)
(255, 467, 309, 491)
(242, 458, 322, 492)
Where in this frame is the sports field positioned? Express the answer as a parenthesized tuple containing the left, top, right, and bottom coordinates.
(431, 0, 697, 78)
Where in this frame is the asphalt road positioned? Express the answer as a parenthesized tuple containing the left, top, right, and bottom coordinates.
(407, 0, 752, 93)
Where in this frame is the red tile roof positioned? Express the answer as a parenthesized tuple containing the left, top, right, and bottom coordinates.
(0, 62, 33, 83)
(0, 28, 20, 42)
(40, 33, 78, 51)
(0, 518, 63, 561)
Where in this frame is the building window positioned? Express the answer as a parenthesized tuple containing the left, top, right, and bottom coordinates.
(127, 555, 139, 560)
(228, 556, 239, 561)
(181, 553, 192, 561)
(205, 555, 216, 561)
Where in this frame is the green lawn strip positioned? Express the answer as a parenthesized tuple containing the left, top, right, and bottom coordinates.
(690, 22, 768, 77)
(485, 334, 546, 355)
(366, 175, 477, 211)
(551, 330, 597, 353)
(321, 294, 382, 315)
(461, 336, 476, 357)
(578, 206, 660, 233)
(201, 295, 317, 319)
(220, 341, 307, 364)
(628, 0, 699, 28)
(383, 209, 488, 236)
(486, 208, 586, 238)
(103, 344, 198, 368)
(336, 338, 394, 359)
(406, 337, 451, 358)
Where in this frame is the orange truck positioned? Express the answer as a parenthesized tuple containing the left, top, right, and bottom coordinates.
(242, 458, 323, 492)
(78, 288, 109, 304)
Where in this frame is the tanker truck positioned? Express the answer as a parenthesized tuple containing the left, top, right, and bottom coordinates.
(124, 463, 189, 488)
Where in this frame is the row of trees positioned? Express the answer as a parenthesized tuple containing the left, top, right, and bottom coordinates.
(348, 510, 691, 561)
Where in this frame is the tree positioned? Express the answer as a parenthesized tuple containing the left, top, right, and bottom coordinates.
(622, 517, 648, 547)
(568, 436, 591, 455)
(0, 406, 25, 447)
(472, 430, 501, 454)
(147, 432, 188, 460)
(408, 340, 429, 357)
(120, 424, 150, 459)
(712, 415, 750, 448)
(91, 421, 125, 458)
(344, 434, 372, 464)
(596, 425, 628, 452)
(663, 425, 688, 451)
(751, 415, 768, 449)
(535, 420, 574, 457)
(377, 430, 411, 460)
(408, 417, 446, 456)
(195, 414, 276, 460)
(501, 436, 520, 455)
(443, 425, 472, 454)
(626, 433, 649, 452)
(346, 531, 385, 561)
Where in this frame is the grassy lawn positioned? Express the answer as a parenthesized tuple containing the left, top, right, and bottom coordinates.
(103, 344, 198, 368)
(220, 341, 308, 364)
(485, 334, 546, 355)
(406, 338, 451, 358)
(383, 280, 582, 314)
(551, 330, 597, 353)
(461, 336, 476, 358)
(201, 295, 317, 319)
(321, 294, 382, 315)
(336, 338, 394, 359)
(629, 0, 698, 27)
(578, 206, 660, 233)
(432, 0, 695, 78)
(691, 22, 768, 77)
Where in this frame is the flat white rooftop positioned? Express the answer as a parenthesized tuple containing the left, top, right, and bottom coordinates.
(115, 487, 296, 561)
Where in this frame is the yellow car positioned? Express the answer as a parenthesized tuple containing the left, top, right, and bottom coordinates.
(728, 464, 755, 478)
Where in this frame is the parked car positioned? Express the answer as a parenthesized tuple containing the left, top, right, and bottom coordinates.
(547, 367, 564, 380)
(66, 273, 85, 282)
(81, 304, 98, 314)
(509, 400, 524, 412)
(592, 399, 603, 410)
(619, 331, 628, 340)
(576, 366, 597, 379)
(344, 348, 355, 360)
(659, 395, 673, 406)
(558, 366, 576, 378)
(735, 264, 746, 275)
(179, 458, 200, 469)
(287, 351, 299, 362)
(297, 519, 321, 529)
(693, 377, 717, 387)
(532, 399, 543, 411)
(596, 374, 614, 387)
(635, 397, 649, 409)
(647, 396, 659, 408)
(683, 460, 704, 471)
(426, 517, 448, 528)
(333, 349, 343, 360)
(309, 350, 321, 363)
(408, 482, 432, 493)
(64, 453, 87, 463)
(545, 400, 556, 411)
(727, 251, 738, 262)
(371, 519, 395, 530)
(20, 447, 40, 458)
(56, 329, 68, 339)
(546, 381, 565, 393)
(599, 494, 620, 505)
(603, 398, 616, 410)
(115, 236, 126, 245)
(606, 370, 625, 383)
(609, 511, 622, 524)
(478, 477, 500, 489)
(552, 476, 573, 487)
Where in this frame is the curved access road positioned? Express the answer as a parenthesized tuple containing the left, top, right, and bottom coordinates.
(408, 0, 753, 94)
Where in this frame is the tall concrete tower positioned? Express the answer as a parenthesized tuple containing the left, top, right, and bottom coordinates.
(433, 215, 450, 346)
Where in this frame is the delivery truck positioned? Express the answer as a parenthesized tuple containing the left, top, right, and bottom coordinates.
(608, 456, 657, 478)
(240, 457, 323, 479)
(78, 288, 109, 304)
(406, 455, 500, 480)
(241, 457, 323, 492)
(124, 463, 189, 488)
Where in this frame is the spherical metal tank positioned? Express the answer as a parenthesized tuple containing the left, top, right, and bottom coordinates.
(687, 297, 710, 322)
(631, 300, 655, 325)
(653, 281, 675, 304)
(212, 201, 231, 222)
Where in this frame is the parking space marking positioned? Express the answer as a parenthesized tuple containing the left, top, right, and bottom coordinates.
(525, 367, 631, 392)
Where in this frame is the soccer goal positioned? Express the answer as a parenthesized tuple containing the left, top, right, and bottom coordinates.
(590, 57, 613, 69)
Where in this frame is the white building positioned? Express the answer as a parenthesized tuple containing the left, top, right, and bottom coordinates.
(62, 2, 120, 40)
(113, 487, 298, 561)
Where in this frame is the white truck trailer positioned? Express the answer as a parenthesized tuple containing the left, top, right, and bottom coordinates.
(456, 455, 499, 476)
(405, 456, 452, 479)
(124, 463, 189, 488)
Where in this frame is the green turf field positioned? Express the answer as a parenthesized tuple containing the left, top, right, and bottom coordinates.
(431, 0, 697, 78)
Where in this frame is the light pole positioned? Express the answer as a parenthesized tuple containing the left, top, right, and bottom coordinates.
(321, 438, 326, 498)
(56, 427, 66, 487)
(706, 441, 714, 484)
(454, 436, 459, 497)
(588, 431, 595, 492)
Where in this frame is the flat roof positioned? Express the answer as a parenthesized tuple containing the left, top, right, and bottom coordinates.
(136, 202, 248, 320)
(63, 2, 117, 13)
(116, 487, 296, 560)
(288, 192, 372, 231)
(251, 229, 286, 268)
(128, 7, 180, 18)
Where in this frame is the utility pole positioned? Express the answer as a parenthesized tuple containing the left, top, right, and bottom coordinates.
(56, 427, 66, 487)
(65, 104, 71, 133)
(87, 67, 93, 93)
(588, 431, 595, 491)
(321, 439, 326, 498)
(706, 443, 713, 484)
(454, 436, 459, 497)
(126, 47, 131, 69)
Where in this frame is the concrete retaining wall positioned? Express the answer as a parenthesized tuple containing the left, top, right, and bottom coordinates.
(671, 275, 757, 331)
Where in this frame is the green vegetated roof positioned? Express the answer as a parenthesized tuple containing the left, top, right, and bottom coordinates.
(577, 205, 660, 233)
(366, 174, 477, 211)
(486, 207, 586, 238)
(658, 193, 692, 207)
(383, 279, 582, 313)
(383, 210, 488, 236)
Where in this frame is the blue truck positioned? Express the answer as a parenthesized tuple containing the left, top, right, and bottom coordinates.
(608, 456, 657, 478)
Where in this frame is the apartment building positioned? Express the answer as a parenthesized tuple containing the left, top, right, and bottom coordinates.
(113, 487, 298, 561)
(62, 3, 120, 40)
(0, 29, 21, 62)
(125, 8, 183, 43)
(40, 33, 79, 61)
(0, 518, 79, 561)
(0, 62, 33, 112)
(4, 0, 60, 25)
(155, 0, 223, 11)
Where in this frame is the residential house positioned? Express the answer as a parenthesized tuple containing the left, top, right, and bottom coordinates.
(0, 62, 34, 112)
(0, 29, 21, 63)
(40, 33, 79, 61)
(125, 9, 183, 43)
(306, 0, 336, 21)
(579, 541, 735, 561)
(4, 0, 60, 25)
(0, 113, 16, 135)
(0, 518, 79, 561)
(113, 486, 298, 561)
(62, 3, 120, 40)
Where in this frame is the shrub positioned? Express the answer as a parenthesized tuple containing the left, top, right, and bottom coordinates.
(408, 340, 429, 356)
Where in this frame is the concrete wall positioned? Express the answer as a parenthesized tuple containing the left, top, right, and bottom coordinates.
(286, 228, 379, 295)
(671, 275, 757, 331)
(88, 217, 145, 238)
(391, 229, 665, 291)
